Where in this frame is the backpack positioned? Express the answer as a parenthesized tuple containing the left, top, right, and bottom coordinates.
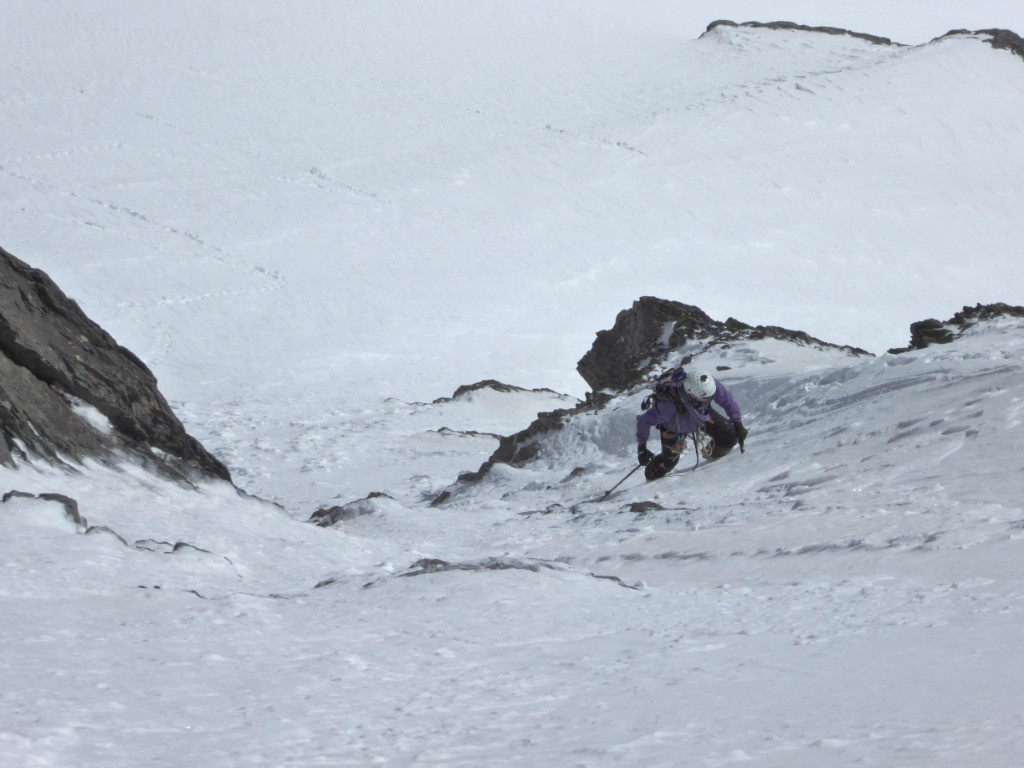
(640, 368, 686, 412)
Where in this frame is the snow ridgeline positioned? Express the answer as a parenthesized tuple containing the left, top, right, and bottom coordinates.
(704, 21, 1024, 60)
(428, 301, 1023, 510)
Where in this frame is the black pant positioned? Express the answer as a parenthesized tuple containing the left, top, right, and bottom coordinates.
(645, 409, 737, 480)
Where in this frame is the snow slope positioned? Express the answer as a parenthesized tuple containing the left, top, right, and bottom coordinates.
(2, 3, 1024, 766)
(2, 320, 1023, 767)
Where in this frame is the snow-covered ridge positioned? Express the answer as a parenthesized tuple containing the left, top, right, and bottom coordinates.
(705, 20, 1024, 60)
(437, 301, 1023, 503)
(705, 19, 904, 47)
(892, 301, 1024, 351)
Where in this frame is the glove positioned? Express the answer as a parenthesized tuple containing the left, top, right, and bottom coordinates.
(637, 446, 655, 466)
(733, 421, 748, 452)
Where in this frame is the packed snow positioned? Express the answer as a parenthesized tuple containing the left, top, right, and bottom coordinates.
(2, 3, 1024, 766)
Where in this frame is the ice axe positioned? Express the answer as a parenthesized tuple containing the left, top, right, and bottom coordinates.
(598, 464, 643, 501)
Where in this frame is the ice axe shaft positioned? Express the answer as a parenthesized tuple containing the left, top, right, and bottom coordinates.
(599, 464, 642, 501)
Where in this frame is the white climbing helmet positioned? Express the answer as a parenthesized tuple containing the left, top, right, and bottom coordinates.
(682, 369, 716, 402)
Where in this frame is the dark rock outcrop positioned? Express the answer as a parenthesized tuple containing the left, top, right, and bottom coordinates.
(937, 28, 1024, 59)
(308, 492, 393, 527)
(888, 303, 1024, 353)
(430, 404, 578, 505)
(344, 556, 643, 592)
(1, 489, 215, 555)
(431, 379, 563, 404)
(2, 489, 86, 528)
(0, 245, 229, 481)
(576, 299, 718, 395)
(576, 297, 867, 394)
(981, 29, 1024, 59)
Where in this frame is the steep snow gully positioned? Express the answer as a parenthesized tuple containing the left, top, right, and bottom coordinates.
(3, 293, 1023, 768)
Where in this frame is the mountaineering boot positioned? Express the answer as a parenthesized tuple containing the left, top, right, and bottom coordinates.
(645, 452, 680, 481)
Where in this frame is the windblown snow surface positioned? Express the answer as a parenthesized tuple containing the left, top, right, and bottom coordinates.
(2, 3, 1024, 766)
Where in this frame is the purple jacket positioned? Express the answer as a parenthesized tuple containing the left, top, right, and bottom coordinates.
(636, 378, 742, 450)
